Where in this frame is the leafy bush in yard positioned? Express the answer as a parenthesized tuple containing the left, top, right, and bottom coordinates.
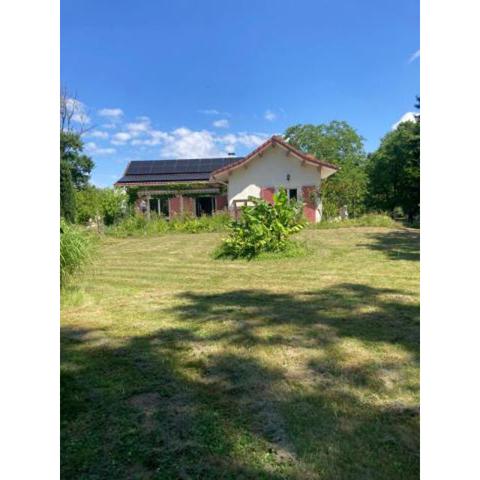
(216, 187, 306, 259)
(76, 187, 127, 225)
(60, 218, 94, 286)
(106, 212, 231, 237)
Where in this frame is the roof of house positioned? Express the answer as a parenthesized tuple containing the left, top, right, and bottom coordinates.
(114, 136, 339, 186)
(210, 135, 339, 181)
(115, 157, 241, 186)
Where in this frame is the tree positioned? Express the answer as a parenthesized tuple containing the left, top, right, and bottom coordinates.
(60, 131, 94, 190)
(284, 121, 368, 217)
(60, 159, 76, 222)
(60, 87, 94, 191)
(367, 120, 420, 220)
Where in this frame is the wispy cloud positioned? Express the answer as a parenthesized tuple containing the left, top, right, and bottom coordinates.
(213, 119, 230, 128)
(66, 98, 91, 124)
(111, 132, 133, 145)
(264, 109, 277, 121)
(84, 142, 116, 155)
(126, 117, 152, 133)
(159, 129, 268, 158)
(408, 49, 420, 63)
(87, 130, 109, 139)
(98, 108, 124, 118)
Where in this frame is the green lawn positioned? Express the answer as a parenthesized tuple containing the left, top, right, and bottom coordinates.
(61, 227, 420, 479)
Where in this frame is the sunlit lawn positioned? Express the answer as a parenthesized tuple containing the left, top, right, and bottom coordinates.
(61, 227, 420, 479)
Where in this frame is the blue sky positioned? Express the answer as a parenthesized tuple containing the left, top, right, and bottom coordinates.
(61, 0, 419, 187)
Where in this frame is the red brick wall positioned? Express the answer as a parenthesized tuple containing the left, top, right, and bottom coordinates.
(183, 196, 195, 216)
(215, 194, 228, 211)
(302, 186, 317, 223)
(260, 186, 275, 204)
(169, 196, 182, 218)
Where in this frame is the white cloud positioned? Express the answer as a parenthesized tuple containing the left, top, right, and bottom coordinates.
(111, 132, 132, 145)
(218, 133, 267, 149)
(126, 117, 151, 132)
(161, 128, 222, 158)
(157, 129, 269, 158)
(408, 49, 420, 63)
(392, 112, 418, 130)
(66, 98, 91, 124)
(98, 108, 124, 118)
(88, 130, 109, 139)
(84, 142, 116, 155)
(213, 119, 230, 128)
(95, 148, 116, 155)
(264, 110, 277, 121)
(86, 105, 270, 159)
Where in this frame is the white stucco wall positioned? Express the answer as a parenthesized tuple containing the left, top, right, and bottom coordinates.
(226, 147, 323, 221)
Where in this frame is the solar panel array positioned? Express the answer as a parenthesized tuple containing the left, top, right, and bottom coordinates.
(117, 157, 242, 184)
(125, 157, 241, 176)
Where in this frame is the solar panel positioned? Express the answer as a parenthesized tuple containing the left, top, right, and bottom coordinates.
(123, 157, 242, 181)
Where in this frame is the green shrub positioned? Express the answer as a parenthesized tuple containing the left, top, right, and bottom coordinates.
(60, 218, 93, 286)
(76, 187, 127, 225)
(217, 187, 305, 259)
(75, 187, 103, 224)
(105, 211, 231, 237)
(315, 213, 399, 229)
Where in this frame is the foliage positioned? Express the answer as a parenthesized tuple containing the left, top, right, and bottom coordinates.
(76, 187, 127, 225)
(284, 121, 368, 218)
(217, 187, 305, 259)
(101, 188, 127, 225)
(314, 213, 400, 229)
(125, 184, 227, 206)
(106, 211, 231, 237)
(60, 160, 76, 222)
(60, 131, 95, 190)
(367, 120, 420, 220)
(60, 218, 93, 286)
(75, 187, 103, 224)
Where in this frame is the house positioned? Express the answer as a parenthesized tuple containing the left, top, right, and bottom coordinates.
(114, 135, 338, 222)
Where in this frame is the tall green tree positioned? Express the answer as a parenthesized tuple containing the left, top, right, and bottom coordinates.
(60, 131, 94, 190)
(284, 121, 368, 217)
(60, 159, 76, 222)
(367, 120, 420, 219)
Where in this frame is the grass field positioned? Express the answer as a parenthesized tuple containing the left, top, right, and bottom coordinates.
(61, 227, 420, 479)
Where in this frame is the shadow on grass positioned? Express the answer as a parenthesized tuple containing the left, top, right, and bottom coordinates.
(358, 229, 420, 262)
(173, 283, 419, 356)
(62, 283, 419, 479)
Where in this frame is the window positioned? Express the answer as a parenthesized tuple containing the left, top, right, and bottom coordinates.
(288, 188, 298, 200)
(149, 198, 169, 217)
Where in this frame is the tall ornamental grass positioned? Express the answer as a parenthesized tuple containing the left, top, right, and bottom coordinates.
(60, 218, 93, 286)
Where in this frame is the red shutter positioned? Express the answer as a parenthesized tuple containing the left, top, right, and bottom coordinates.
(302, 186, 317, 223)
(260, 186, 275, 204)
